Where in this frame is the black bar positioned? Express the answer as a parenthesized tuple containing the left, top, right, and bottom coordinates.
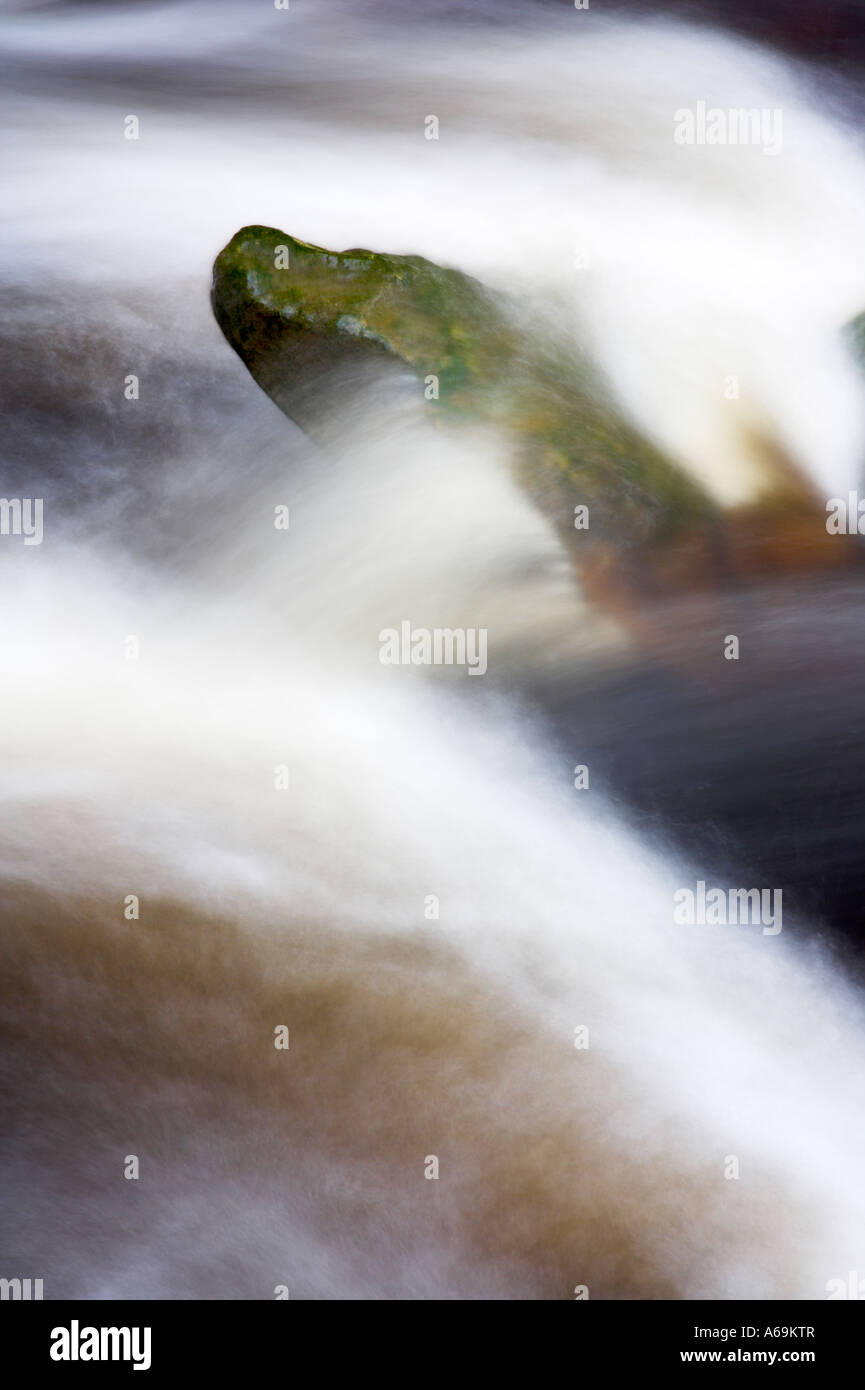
(4, 1299, 862, 1376)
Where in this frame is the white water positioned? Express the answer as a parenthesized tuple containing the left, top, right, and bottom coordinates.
(2, 0, 865, 1298)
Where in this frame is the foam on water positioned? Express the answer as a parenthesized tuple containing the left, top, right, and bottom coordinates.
(2, 0, 865, 1298)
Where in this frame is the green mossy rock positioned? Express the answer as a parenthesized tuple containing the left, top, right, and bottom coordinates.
(213, 226, 850, 603)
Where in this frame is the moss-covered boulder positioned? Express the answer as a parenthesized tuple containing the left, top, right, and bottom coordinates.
(213, 225, 859, 606)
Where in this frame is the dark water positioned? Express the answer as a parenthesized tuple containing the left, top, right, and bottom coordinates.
(536, 577, 865, 958)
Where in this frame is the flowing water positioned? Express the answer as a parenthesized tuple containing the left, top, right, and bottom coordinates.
(3, 0, 865, 1299)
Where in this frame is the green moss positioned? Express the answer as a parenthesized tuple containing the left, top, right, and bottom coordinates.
(212, 223, 720, 581)
(212, 225, 508, 413)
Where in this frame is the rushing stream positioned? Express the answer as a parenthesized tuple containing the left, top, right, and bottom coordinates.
(2, 0, 865, 1299)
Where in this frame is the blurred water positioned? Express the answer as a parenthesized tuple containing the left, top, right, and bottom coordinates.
(2, 0, 865, 1299)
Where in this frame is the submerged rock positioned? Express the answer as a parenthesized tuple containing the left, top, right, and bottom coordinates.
(845, 309, 865, 370)
(213, 225, 859, 608)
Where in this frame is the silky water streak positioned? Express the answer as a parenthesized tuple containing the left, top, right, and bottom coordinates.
(1, 0, 865, 1300)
